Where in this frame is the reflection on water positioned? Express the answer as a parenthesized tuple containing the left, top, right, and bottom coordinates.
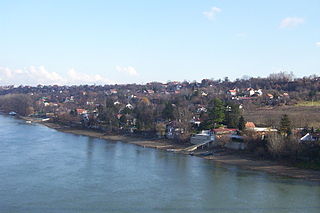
(0, 115, 319, 213)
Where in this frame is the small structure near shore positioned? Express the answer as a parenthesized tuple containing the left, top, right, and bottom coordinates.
(225, 135, 246, 150)
(190, 130, 215, 145)
(300, 133, 320, 142)
(9, 111, 17, 116)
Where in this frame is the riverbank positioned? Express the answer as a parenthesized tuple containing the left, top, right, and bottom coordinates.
(35, 120, 320, 183)
(16, 115, 320, 182)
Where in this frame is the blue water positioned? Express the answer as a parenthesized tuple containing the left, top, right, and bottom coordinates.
(0, 115, 319, 213)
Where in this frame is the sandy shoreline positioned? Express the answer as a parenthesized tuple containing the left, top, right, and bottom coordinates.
(21, 117, 320, 183)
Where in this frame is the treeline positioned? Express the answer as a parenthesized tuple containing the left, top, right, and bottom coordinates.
(56, 93, 244, 142)
(217, 73, 320, 101)
(0, 94, 34, 116)
(1, 72, 319, 102)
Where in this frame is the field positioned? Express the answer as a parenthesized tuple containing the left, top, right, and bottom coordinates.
(295, 101, 320, 107)
(244, 105, 320, 128)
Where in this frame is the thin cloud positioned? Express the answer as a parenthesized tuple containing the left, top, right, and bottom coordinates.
(116, 66, 138, 76)
(316, 42, 320, 47)
(203, 7, 221, 20)
(67, 68, 114, 85)
(280, 17, 304, 28)
(0, 66, 114, 86)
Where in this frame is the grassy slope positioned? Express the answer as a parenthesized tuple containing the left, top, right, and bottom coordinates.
(244, 105, 320, 128)
(295, 101, 320, 107)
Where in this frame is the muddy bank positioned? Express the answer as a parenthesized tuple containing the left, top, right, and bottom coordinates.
(21, 117, 320, 183)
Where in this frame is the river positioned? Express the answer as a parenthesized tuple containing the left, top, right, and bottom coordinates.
(0, 115, 319, 213)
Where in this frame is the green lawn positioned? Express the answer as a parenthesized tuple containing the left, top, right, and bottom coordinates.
(296, 101, 320, 107)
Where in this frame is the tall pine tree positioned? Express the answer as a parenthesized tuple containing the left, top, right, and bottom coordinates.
(238, 116, 245, 131)
(279, 114, 291, 136)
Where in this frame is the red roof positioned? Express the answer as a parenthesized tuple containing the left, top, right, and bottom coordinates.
(245, 122, 256, 128)
(76, 109, 87, 114)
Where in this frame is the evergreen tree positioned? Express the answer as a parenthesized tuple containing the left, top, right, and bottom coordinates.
(279, 114, 291, 136)
(205, 98, 225, 129)
(224, 102, 240, 128)
(162, 102, 175, 121)
(238, 116, 245, 131)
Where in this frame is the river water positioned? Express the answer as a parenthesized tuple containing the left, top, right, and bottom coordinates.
(0, 115, 319, 213)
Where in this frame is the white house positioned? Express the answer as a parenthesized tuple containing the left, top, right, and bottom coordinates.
(300, 133, 320, 142)
(126, 103, 134, 110)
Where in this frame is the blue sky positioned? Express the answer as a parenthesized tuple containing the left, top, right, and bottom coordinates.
(0, 0, 319, 85)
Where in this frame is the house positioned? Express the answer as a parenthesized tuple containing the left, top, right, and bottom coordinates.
(110, 89, 118, 94)
(245, 122, 256, 129)
(253, 127, 277, 133)
(86, 101, 94, 105)
(190, 130, 215, 145)
(267, 93, 274, 99)
(165, 121, 182, 139)
(146, 89, 154, 94)
(246, 88, 255, 96)
(201, 91, 208, 96)
(76, 109, 87, 115)
(228, 89, 237, 96)
(300, 133, 320, 142)
(225, 135, 246, 150)
(213, 128, 238, 135)
(255, 89, 263, 96)
(126, 103, 134, 110)
(246, 88, 263, 97)
(190, 118, 201, 126)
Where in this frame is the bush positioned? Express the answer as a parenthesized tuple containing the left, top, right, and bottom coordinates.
(267, 133, 299, 159)
(245, 131, 268, 158)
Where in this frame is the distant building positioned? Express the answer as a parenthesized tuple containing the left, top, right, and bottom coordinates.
(225, 135, 246, 150)
(110, 89, 118, 94)
(126, 103, 134, 110)
(245, 122, 256, 129)
(246, 88, 263, 97)
(228, 89, 237, 96)
(146, 89, 154, 94)
(190, 130, 215, 145)
(76, 109, 87, 115)
(300, 133, 320, 142)
(267, 93, 274, 99)
(213, 128, 238, 135)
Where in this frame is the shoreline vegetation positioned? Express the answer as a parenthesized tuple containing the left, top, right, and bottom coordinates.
(0, 75, 319, 183)
(19, 116, 320, 183)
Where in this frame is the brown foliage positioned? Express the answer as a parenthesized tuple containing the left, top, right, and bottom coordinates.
(0, 94, 33, 116)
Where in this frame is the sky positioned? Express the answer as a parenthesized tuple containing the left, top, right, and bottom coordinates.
(0, 0, 319, 85)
